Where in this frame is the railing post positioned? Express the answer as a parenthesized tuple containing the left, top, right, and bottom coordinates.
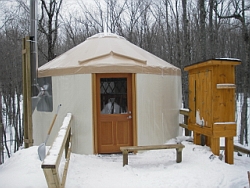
(179, 109, 191, 136)
(176, 147, 183, 163)
(65, 127, 71, 158)
(248, 171, 250, 187)
(184, 115, 191, 136)
(42, 113, 72, 188)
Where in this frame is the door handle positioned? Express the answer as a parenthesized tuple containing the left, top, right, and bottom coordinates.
(127, 115, 132, 119)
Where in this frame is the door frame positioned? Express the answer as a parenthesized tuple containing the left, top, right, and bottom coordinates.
(92, 73, 137, 154)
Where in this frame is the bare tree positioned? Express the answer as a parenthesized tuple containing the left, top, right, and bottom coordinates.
(105, 0, 127, 33)
(77, 0, 105, 33)
(0, 0, 28, 162)
(0, 86, 3, 164)
(199, 0, 207, 61)
(38, 0, 63, 62)
(123, 0, 146, 43)
(215, 0, 250, 145)
(181, 0, 190, 108)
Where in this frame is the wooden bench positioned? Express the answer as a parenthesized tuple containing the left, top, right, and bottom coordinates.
(120, 143, 185, 166)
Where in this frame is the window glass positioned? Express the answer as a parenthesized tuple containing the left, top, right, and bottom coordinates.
(100, 78, 127, 114)
(34, 77, 53, 112)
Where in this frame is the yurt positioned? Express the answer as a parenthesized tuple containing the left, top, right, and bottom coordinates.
(33, 33, 182, 154)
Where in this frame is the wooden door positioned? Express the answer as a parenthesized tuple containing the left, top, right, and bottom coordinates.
(188, 73, 196, 125)
(195, 71, 212, 128)
(96, 73, 133, 153)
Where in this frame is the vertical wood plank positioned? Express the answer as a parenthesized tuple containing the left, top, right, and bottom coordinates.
(176, 148, 183, 163)
(132, 73, 137, 147)
(61, 137, 72, 188)
(22, 36, 33, 148)
(188, 74, 196, 125)
(225, 137, 234, 164)
(205, 70, 212, 128)
(210, 137, 220, 155)
(193, 132, 201, 145)
(92, 73, 98, 154)
(22, 38, 28, 148)
(247, 171, 250, 187)
(26, 37, 33, 147)
(123, 150, 128, 166)
(184, 115, 191, 136)
(43, 168, 60, 188)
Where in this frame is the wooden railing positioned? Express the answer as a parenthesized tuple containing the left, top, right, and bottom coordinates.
(179, 109, 190, 136)
(179, 109, 250, 157)
(220, 144, 250, 156)
(41, 113, 73, 188)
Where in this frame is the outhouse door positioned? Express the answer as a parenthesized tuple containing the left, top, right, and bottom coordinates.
(189, 71, 212, 128)
(96, 73, 133, 153)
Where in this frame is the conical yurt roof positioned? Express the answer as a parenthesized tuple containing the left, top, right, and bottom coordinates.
(38, 33, 180, 77)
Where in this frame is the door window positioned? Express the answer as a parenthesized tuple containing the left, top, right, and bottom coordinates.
(100, 78, 127, 114)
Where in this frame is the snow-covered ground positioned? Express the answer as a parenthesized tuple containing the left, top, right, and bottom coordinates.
(0, 137, 249, 188)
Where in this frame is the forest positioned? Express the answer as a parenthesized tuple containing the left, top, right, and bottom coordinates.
(0, 0, 249, 164)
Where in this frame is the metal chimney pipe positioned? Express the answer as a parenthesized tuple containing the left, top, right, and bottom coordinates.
(30, 0, 38, 96)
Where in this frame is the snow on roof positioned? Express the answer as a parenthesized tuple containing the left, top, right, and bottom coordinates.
(215, 58, 241, 61)
(87, 32, 125, 40)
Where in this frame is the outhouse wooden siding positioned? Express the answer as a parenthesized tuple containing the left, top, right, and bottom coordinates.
(184, 59, 240, 164)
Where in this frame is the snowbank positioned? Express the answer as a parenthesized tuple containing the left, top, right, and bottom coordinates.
(0, 139, 249, 188)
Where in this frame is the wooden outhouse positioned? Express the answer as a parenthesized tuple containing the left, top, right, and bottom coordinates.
(184, 58, 240, 164)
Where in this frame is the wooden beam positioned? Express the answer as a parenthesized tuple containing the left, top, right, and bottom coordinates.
(22, 36, 33, 148)
(179, 109, 191, 136)
(234, 145, 250, 155)
(210, 137, 220, 155)
(216, 83, 236, 89)
(92, 73, 98, 154)
(120, 144, 185, 151)
(193, 132, 201, 145)
(179, 109, 189, 116)
(248, 171, 250, 188)
(225, 137, 234, 164)
(132, 73, 138, 148)
(179, 123, 188, 129)
(61, 136, 72, 188)
(176, 148, 183, 163)
(220, 144, 250, 155)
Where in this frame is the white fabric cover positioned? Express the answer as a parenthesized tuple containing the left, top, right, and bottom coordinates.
(136, 74, 182, 145)
(33, 74, 93, 154)
(38, 33, 180, 77)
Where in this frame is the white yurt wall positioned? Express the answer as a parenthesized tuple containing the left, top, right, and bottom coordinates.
(33, 74, 93, 154)
(136, 74, 182, 145)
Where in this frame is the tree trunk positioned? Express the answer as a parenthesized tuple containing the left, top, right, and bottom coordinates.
(240, 92, 248, 144)
(240, 0, 249, 145)
(199, 0, 206, 61)
(208, 0, 215, 58)
(39, 0, 63, 62)
(181, 0, 190, 108)
(0, 90, 3, 164)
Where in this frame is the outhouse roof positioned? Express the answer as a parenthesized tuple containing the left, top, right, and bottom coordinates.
(184, 58, 241, 71)
(38, 33, 180, 77)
